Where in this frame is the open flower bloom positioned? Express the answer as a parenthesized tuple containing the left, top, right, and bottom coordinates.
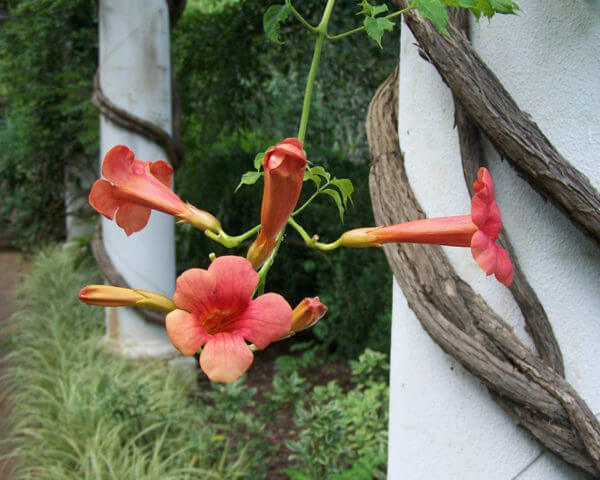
(89, 145, 220, 236)
(340, 168, 514, 286)
(247, 138, 306, 268)
(78, 285, 176, 312)
(289, 297, 327, 334)
(166, 256, 292, 383)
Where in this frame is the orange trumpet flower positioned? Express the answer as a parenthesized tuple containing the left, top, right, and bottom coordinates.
(340, 168, 514, 286)
(247, 138, 306, 268)
(89, 145, 220, 236)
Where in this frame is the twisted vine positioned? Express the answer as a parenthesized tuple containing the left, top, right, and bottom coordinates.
(367, 66, 599, 478)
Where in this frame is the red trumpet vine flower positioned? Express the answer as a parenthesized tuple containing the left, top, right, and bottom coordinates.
(340, 168, 514, 286)
(289, 297, 327, 334)
(247, 138, 306, 268)
(89, 145, 220, 236)
(166, 256, 292, 383)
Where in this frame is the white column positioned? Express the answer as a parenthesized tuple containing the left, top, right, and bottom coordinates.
(388, 1, 600, 478)
(98, 0, 177, 358)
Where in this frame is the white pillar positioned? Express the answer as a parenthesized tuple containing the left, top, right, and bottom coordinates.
(388, 1, 600, 478)
(98, 0, 177, 358)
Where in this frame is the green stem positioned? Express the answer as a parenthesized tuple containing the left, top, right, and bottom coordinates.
(287, 217, 342, 251)
(297, 0, 336, 143)
(204, 224, 261, 248)
(292, 186, 324, 217)
(327, 6, 415, 41)
(287, 0, 319, 34)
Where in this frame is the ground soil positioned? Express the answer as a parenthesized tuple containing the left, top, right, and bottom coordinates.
(0, 250, 28, 479)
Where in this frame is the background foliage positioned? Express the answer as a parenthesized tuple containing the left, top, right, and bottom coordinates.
(0, 0, 395, 356)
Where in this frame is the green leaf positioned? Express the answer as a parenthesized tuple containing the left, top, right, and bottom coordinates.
(416, 0, 449, 35)
(490, 0, 518, 14)
(263, 4, 292, 45)
(472, 0, 495, 18)
(310, 165, 331, 181)
(235, 171, 263, 191)
(303, 170, 322, 188)
(330, 178, 354, 207)
(441, 0, 475, 6)
(364, 16, 395, 48)
(323, 188, 345, 222)
(254, 152, 265, 170)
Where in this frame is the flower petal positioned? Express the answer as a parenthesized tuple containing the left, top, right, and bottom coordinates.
(200, 333, 253, 383)
(173, 268, 218, 318)
(208, 256, 259, 312)
(115, 202, 151, 236)
(149, 160, 173, 188)
(233, 293, 292, 349)
(480, 201, 502, 242)
(102, 145, 136, 185)
(471, 188, 491, 228)
(166, 309, 210, 356)
(89, 179, 120, 220)
(471, 230, 497, 276)
(494, 245, 514, 287)
(474, 167, 495, 200)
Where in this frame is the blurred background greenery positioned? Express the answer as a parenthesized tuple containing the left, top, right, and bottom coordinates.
(0, 0, 396, 355)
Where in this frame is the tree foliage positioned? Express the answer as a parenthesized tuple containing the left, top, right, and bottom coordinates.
(0, 0, 98, 246)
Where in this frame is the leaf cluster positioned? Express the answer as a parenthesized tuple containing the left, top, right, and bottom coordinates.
(410, 0, 519, 35)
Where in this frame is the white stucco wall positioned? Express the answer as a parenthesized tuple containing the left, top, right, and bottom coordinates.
(98, 0, 177, 357)
(388, 1, 600, 478)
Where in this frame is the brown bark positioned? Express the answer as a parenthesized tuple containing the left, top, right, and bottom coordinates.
(394, 0, 600, 249)
(367, 67, 600, 477)
(450, 9, 564, 377)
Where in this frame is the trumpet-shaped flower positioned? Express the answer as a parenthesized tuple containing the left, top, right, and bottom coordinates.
(78, 285, 176, 312)
(290, 297, 327, 334)
(89, 145, 220, 236)
(247, 138, 306, 268)
(166, 256, 292, 383)
(340, 168, 513, 286)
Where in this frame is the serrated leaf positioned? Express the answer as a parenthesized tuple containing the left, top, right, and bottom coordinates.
(323, 188, 345, 222)
(330, 178, 354, 207)
(303, 170, 322, 188)
(364, 16, 395, 48)
(254, 152, 265, 170)
(416, 0, 449, 35)
(490, 0, 518, 14)
(472, 0, 494, 17)
(358, 0, 389, 18)
(263, 4, 292, 45)
(235, 171, 263, 191)
(310, 166, 331, 181)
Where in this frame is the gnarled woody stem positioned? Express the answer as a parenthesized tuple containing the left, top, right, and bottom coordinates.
(366, 67, 600, 476)
(393, 0, 600, 250)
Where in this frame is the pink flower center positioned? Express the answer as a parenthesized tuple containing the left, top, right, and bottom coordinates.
(199, 308, 242, 336)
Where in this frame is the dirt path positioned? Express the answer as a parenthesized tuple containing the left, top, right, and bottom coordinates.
(0, 251, 27, 479)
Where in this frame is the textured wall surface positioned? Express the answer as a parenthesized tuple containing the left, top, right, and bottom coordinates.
(388, 1, 600, 478)
(99, 0, 177, 357)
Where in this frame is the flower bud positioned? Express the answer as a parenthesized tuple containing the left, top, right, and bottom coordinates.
(290, 297, 327, 333)
(339, 228, 381, 248)
(78, 285, 176, 312)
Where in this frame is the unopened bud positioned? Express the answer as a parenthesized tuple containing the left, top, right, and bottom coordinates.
(290, 297, 327, 333)
(78, 285, 176, 312)
(339, 228, 381, 248)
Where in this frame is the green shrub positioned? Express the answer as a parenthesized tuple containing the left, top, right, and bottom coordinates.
(285, 349, 389, 479)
